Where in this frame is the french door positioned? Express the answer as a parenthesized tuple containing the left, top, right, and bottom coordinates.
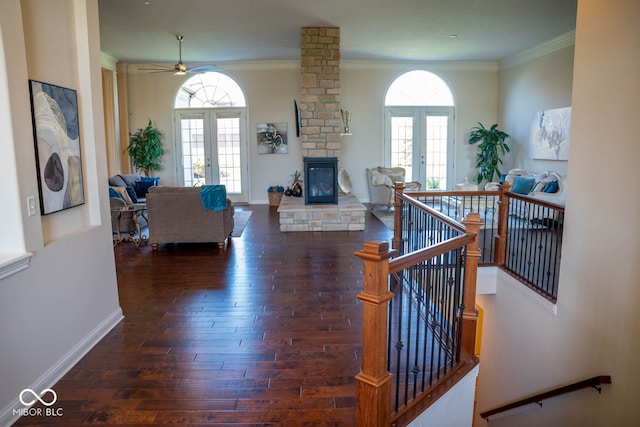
(175, 109, 248, 203)
(385, 107, 454, 190)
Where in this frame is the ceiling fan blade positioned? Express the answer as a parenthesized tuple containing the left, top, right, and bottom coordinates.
(138, 65, 174, 72)
(186, 64, 218, 74)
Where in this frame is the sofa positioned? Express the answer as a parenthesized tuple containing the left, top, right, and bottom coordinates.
(145, 186, 234, 250)
(505, 169, 566, 204)
(108, 173, 160, 235)
(366, 167, 422, 211)
(108, 173, 159, 204)
(504, 169, 566, 222)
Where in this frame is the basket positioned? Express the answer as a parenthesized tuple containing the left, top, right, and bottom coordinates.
(268, 189, 284, 206)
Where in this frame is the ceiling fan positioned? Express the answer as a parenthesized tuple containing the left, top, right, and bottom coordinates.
(138, 34, 217, 75)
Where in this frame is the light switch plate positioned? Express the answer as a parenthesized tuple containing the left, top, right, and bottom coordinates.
(27, 196, 37, 216)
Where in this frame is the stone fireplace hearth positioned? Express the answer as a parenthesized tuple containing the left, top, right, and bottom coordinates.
(278, 193, 365, 232)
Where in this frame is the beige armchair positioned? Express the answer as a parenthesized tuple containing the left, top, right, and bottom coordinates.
(366, 167, 422, 211)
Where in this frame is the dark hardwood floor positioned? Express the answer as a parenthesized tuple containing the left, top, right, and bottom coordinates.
(14, 204, 392, 426)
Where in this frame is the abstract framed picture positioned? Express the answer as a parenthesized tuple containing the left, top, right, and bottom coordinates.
(257, 122, 288, 154)
(530, 106, 571, 161)
(29, 80, 85, 215)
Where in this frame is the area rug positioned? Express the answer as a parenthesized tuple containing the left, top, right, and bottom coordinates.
(371, 208, 395, 230)
(232, 210, 253, 237)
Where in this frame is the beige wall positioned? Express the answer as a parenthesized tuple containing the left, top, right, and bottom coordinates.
(475, 1, 640, 425)
(499, 44, 574, 174)
(0, 1, 121, 422)
(123, 60, 498, 202)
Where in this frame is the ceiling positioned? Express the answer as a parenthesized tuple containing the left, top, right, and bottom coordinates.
(98, 0, 577, 65)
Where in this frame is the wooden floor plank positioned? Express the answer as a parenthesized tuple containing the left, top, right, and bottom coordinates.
(13, 205, 392, 426)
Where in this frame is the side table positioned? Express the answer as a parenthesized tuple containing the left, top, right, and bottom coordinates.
(111, 204, 148, 247)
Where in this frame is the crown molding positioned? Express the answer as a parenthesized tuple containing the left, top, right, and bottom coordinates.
(341, 59, 498, 72)
(100, 52, 118, 70)
(500, 31, 576, 69)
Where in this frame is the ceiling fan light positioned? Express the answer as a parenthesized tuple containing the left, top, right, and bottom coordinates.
(174, 70, 186, 76)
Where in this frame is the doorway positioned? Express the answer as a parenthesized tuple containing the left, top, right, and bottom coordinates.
(174, 72, 249, 203)
(175, 109, 248, 203)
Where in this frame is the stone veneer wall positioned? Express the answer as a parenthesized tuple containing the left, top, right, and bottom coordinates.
(299, 27, 341, 158)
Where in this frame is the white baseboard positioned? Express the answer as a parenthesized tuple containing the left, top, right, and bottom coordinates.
(1, 307, 124, 427)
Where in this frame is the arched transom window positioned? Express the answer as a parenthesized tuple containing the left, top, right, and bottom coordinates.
(175, 72, 246, 108)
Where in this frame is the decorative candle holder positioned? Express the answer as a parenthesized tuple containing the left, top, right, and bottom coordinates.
(340, 108, 352, 134)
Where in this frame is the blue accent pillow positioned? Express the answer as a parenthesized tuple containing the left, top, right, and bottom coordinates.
(125, 186, 138, 203)
(109, 187, 122, 199)
(511, 177, 536, 194)
(140, 176, 160, 185)
(543, 180, 559, 193)
(134, 177, 159, 198)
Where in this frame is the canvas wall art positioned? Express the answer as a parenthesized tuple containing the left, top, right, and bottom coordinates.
(257, 122, 288, 154)
(530, 106, 571, 161)
(29, 80, 85, 215)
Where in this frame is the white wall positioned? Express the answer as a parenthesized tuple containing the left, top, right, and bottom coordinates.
(475, 1, 640, 425)
(0, 1, 122, 424)
(123, 60, 499, 202)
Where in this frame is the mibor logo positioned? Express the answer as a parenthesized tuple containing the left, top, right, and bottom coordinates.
(14, 388, 63, 418)
(19, 388, 57, 407)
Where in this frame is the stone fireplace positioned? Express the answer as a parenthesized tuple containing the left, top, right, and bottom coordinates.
(277, 26, 366, 231)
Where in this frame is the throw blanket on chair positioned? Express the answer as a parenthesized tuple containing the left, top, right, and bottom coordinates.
(200, 185, 227, 211)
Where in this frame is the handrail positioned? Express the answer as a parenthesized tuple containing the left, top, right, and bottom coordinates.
(388, 233, 476, 274)
(396, 187, 466, 232)
(480, 375, 612, 420)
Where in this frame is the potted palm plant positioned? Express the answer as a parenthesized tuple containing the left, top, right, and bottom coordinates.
(468, 122, 510, 184)
(128, 119, 164, 176)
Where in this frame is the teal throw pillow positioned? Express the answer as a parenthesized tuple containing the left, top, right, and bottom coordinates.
(511, 177, 536, 194)
(543, 180, 559, 193)
(108, 187, 121, 199)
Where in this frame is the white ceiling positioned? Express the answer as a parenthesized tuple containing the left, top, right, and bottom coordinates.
(98, 0, 577, 65)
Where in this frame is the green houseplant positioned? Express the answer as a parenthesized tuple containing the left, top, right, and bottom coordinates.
(128, 119, 164, 176)
(468, 122, 510, 184)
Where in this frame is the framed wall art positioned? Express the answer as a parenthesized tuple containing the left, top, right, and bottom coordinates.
(257, 122, 288, 154)
(530, 106, 571, 161)
(29, 80, 85, 215)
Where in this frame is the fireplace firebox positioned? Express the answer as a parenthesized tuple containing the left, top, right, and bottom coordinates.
(303, 157, 338, 205)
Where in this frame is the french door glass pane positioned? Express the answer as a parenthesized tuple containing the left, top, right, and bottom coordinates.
(180, 118, 205, 187)
(390, 116, 414, 180)
(217, 117, 241, 193)
(425, 116, 448, 190)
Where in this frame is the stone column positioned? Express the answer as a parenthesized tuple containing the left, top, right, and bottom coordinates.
(299, 27, 341, 158)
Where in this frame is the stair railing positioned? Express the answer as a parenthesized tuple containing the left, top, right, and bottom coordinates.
(354, 183, 482, 426)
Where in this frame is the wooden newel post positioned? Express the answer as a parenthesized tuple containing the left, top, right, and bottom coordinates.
(392, 182, 405, 252)
(461, 213, 483, 360)
(354, 241, 396, 427)
(494, 181, 511, 265)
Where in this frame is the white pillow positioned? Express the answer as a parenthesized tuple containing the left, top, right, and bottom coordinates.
(387, 173, 405, 185)
(370, 170, 387, 186)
